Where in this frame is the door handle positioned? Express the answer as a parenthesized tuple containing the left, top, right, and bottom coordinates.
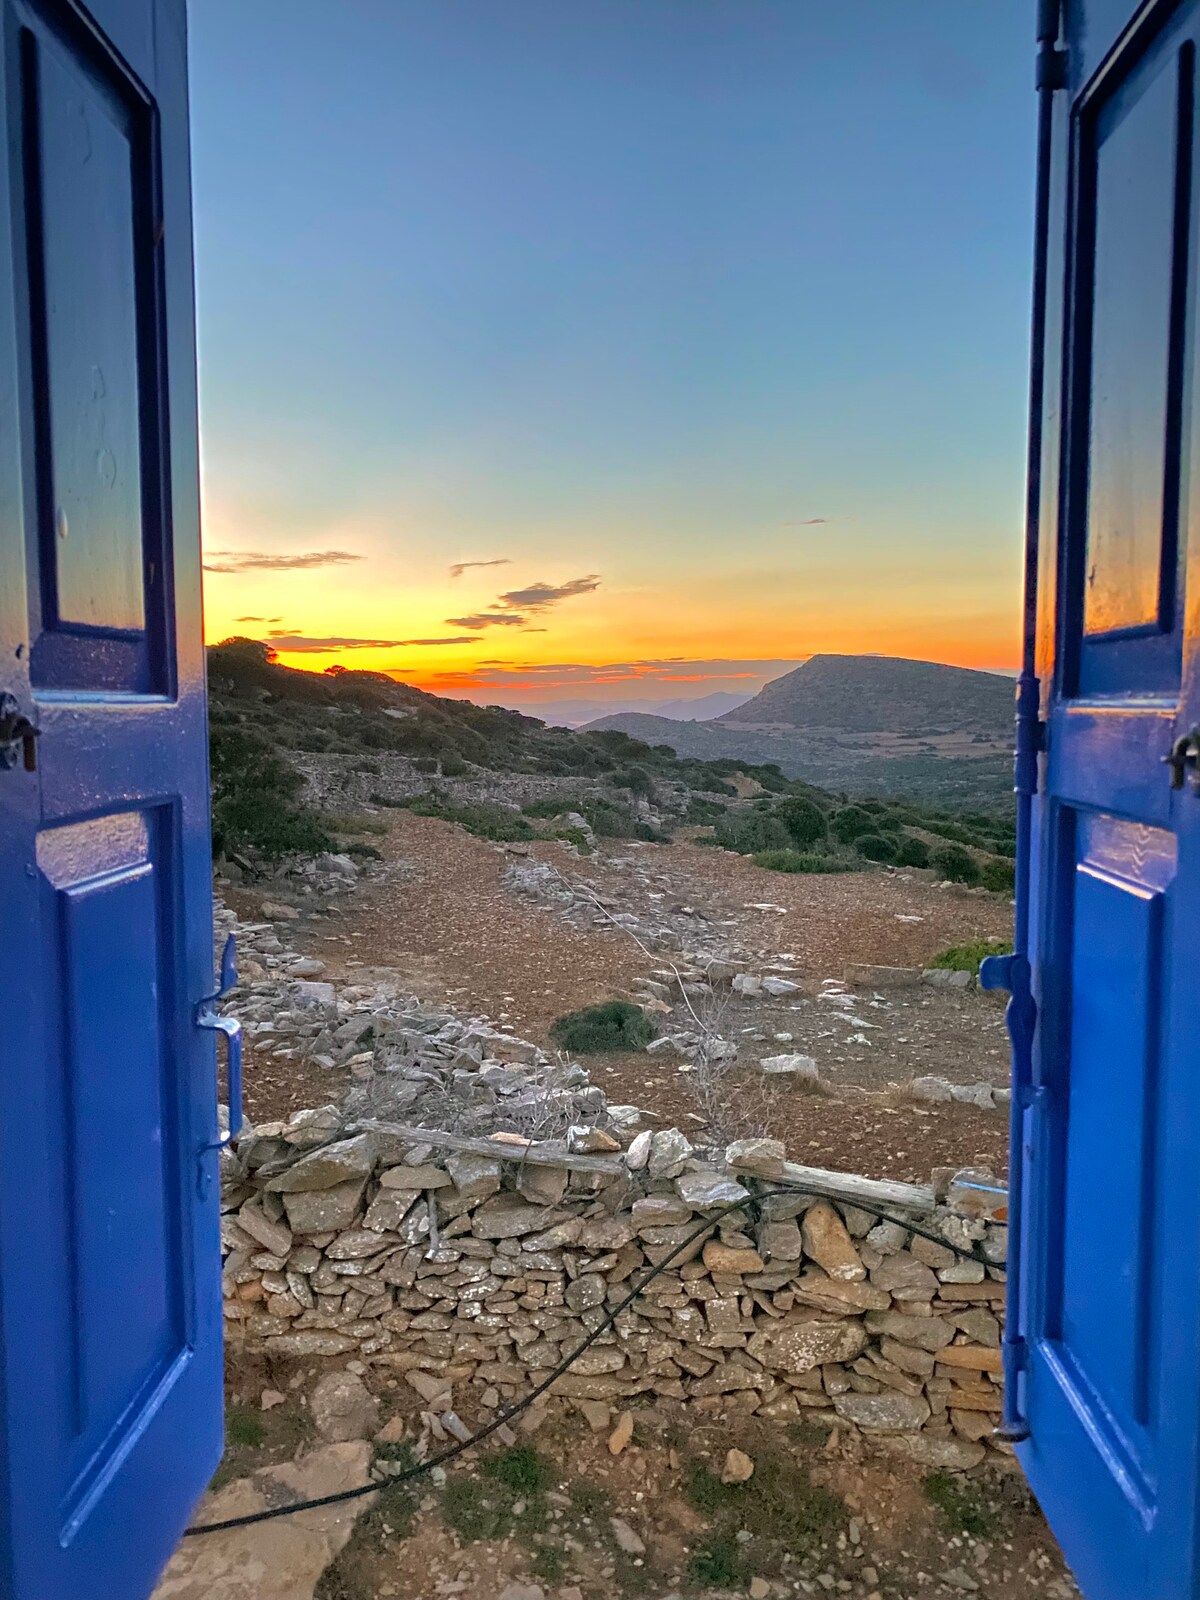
(1163, 727, 1200, 792)
(195, 934, 243, 1188)
(0, 691, 39, 772)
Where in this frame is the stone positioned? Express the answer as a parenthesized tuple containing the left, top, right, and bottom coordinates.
(316, 852, 358, 878)
(625, 1130, 653, 1171)
(578, 1399, 612, 1433)
(267, 1135, 376, 1194)
(747, 1320, 867, 1374)
(801, 1204, 865, 1281)
(762, 977, 801, 996)
(832, 1391, 931, 1432)
(289, 958, 327, 977)
(405, 1369, 452, 1406)
(732, 973, 763, 997)
(567, 1125, 621, 1153)
(236, 1202, 293, 1258)
(445, 1151, 502, 1200)
(951, 1082, 996, 1110)
(864, 1311, 955, 1352)
(760, 1053, 820, 1080)
(326, 1228, 399, 1260)
(362, 1189, 418, 1232)
(845, 964, 923, 989)
(497, 1586, 544, 1600)
(882, 1433, 986, 1471)
(870, 1252, 938, 1296)
(702, 1241, 764, 1275)
(471, 1195, 557, 1239)
(609, 1517, 646, 1555)
(564, 1273, 607, 1311)
(721, 1447, 755, 1484)
(725, 1137, 786, 1178)
(758, 1220, 803, 1261)
(675, 1171, 750, 1209)
(151, 1442, 375, 1600)
(516, 1164, 569, 1206)
(264, 1331, 360, 1357)
(260, 900, 300, 920)
(633, 1195, 693, 1232)
(922, 967, 973, 989)
(260, 1389, 286, 1411)
(608, 1410, 634, 1454)
(281, 1177, 369, 1234)
(910, 1075, 954, 1103)
(291, 981, 337, 1010)
(648, 1129, 693, 1177)
(310, 1371, 380, 1442)
(749, 1580, 771, 1600)
(378, 1164, 452, 1190)
(935, 1344, 1004, 1374)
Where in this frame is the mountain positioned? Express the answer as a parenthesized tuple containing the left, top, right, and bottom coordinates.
(489, 690, 755, 728)
(715, 654, 1013, 734)
(582, 655, 1015, 808)
(648, 690, 754, 720)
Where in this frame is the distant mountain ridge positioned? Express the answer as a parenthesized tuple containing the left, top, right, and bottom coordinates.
(581, 654, 1015, 809)
(715, 654, 1013, 734)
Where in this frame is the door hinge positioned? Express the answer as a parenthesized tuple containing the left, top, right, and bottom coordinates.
(0, 691, 39, 771)
(195, 933, 243, 1197)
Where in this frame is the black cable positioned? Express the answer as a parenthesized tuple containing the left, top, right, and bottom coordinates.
(186, 1177, 999, 1536)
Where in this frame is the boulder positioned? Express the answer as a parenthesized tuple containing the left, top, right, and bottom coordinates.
(310, 1371, 380, 1442)
(801, 1203, 865, 1281)
(266, 1135, 376, 1194)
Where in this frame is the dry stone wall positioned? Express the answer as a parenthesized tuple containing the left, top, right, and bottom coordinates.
(222, 1121, 1009, 1474)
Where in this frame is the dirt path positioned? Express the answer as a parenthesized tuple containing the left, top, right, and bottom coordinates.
(228, 813, 1014, 1182)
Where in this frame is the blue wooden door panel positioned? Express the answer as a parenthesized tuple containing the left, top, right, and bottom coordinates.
(0, 1, 221, 1597)
(1016, 3, 1200, 1597)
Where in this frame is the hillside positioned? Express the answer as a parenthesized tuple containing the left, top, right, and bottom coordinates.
(583, 654, 1015, 808)
(716, 654, 1013, 734)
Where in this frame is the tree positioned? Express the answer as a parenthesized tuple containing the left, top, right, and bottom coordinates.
(777, 796, 827, 847)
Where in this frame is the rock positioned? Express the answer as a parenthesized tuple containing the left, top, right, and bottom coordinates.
(870, 1252, 939, 1297)
(260, 1389, 286, 1411)
(910, 1075, 954, 1103)
(264, 1332, 361, 1357)
(497, 1585, 544, 1600)
(951, 1082, 996, 1110)
(633, 1195, 693, 1232)
(281, 1177, 369, 1234)
(266, 1134, 376, 1194)
(648, 1129, 693, 1178)
(760, 1053, 820, 1081)
(152, 1442, 374, 1600)
(845, 964, 922, 988)
(567, 1125, 620, 1153)
(471, 1195, 556, 1239)
(801, 1204, 865, 1281)
(289, 958, 327, 977)
(702, 1240, 764, 1275)
(725, 1137, 785, 1178)
(565, 1274, 607, 1312)
(864, 1310, 954, 1352)
(883, 1433, 987, 1471)
(316, 852, 358, 878)
(608, 1410, 634, 1454)
(758, 1219, 803, 1261)
(362, 1188, 419, 1232)
(721, 1448, 755, 1484)
(832, 1391, 931, 1432)
(625, 1129, 654, 1171)
(577, 1399, 612, 1433)
(747, 1320, 867, 1374)
(236, 1202, 293, 1258)
(291, 980, 337, 1010)
(445, 1151, 502, 1200)
(609, 1517, 646, 1555)
(378, 1164, 452, 1190)
(762, 977, 801, 996)
(405, 1369, 452, 1406)
(675, 1171, 750, 1209)
(749, 1579, 771, 1600)
(310, 1372, 380, 1442)
(732, 973, 763, 997)
(517, 1164, 569, 1206)
(260, 901, 300, 921)
(922, 967, 973, 989)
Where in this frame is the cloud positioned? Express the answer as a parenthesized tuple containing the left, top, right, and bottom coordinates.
(235, 615, 285, 623)
(202, 549, 364, 574)
(449, 558, 512, 579)
(263, 632, 479, 652)
(495, 574, 600, 611)
(420, 657, 804, 691)
(446, 613, 531, 630)
(781, 518, 828, 526)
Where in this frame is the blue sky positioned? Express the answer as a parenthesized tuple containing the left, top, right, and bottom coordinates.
(188, 1, 1036, 706)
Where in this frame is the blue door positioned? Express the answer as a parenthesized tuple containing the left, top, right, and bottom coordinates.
(0, 2, 224, 1596)
(1011, 0, 1200, 1594)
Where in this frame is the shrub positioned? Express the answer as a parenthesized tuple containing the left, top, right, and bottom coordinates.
(981, 856, 1016, 894)
(715, 810, 792, 855)
(439, 751, 469, 777)
(776, 796, 827, 847)
(686, 795, 728, 824)
(930, 937, 1012, 973)
(929, 842, 980, 883)
(579, 797, 637, 838)
(830, 805, 874, 843)
(209, 726, 333, 861)
(554, 826, 592, 853)
(398, 796, 536, 841)
(856, 832, 897, 863)
(751, 849, 857, 874)
(612, 764, 654, 798)
(522, 796, 587, 819)
(549, 1001, 657, 1054)
(894, 834, 930, 867)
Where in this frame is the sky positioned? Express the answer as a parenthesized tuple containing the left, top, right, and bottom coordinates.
(188, 1, 1036, 713)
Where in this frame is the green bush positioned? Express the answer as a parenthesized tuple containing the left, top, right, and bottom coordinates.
(894, 834, 930, 867)
(612, 764, 654, 798)
(398, 796, 536, 841)
(930, 843, 980, 884)
(522, 796, 587, 819)
(549, 1001, 657, 1054)
(579, 797, 637, 838)
(830, 805, 874, 843)
(715, 810, 792, 855)
(776, 795, 827, 847)
(439, 751, 469, 777)
(554, 826, 592, 853)
(856, 832, 897, 863)
(981, 856, 1016, 894)
(930, 937, 1012, 973)
(209, 727, 333, 861)
(685, 795, 728, 824)
(751, 849, 858, 874)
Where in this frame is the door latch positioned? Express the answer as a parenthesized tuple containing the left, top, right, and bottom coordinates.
(1163, 726, 1200, 792)
(0, 692, 39, 772)
(195, 933, 243, 1195)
